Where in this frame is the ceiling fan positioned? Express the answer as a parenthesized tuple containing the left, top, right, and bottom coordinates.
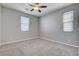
(28, 3, 47, 13)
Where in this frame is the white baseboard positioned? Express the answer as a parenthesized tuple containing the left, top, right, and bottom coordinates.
(1, 36, 79, 49)
(0, 37, 40, 46)
(41, 36, 79, 49)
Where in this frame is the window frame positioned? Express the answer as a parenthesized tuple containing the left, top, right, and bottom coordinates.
(63, 10, 74, 32)
(21, 16, 30, 32)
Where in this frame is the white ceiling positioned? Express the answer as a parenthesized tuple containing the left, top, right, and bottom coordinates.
(0, 3, 72, 17)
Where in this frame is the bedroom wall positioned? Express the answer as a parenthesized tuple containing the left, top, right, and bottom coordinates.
(0, 6, 2, 44)
(1, 6, 39, 44)
(39, 4, 79, 47)
(76, 4, 79, 47)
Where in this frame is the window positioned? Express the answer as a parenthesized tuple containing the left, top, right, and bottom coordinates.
(21, 16, 30, 31)
(63, 11, 74, 32)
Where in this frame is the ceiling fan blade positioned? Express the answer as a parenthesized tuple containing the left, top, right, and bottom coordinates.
(28, 4, 34, 7)
(30, 9, 34, 11)
(39, 6, 47, 8)
(38, 9, 41, 13)
(35, 3, 39, 5)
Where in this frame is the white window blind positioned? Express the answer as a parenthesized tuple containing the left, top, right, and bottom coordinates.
(21, 16, 30, 31)
(63, 11, 74, 32)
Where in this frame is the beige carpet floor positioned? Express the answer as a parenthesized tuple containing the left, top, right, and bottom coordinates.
(0, 39, 78, 56)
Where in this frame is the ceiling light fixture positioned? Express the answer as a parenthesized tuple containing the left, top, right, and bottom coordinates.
(34, 4, 39, 10)
(34, 6, 39, 10)
(27, 3, 47, 13)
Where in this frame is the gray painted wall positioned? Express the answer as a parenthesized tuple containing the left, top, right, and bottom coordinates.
(1, 6, 39, 44)
(76, 4, 79, 46)
(39, 4, 79, 46)
(0, 6, 2, 43)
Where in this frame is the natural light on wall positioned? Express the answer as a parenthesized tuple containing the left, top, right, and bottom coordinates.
(63, 11, 74, 32)
(21, 16, 30, 32)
